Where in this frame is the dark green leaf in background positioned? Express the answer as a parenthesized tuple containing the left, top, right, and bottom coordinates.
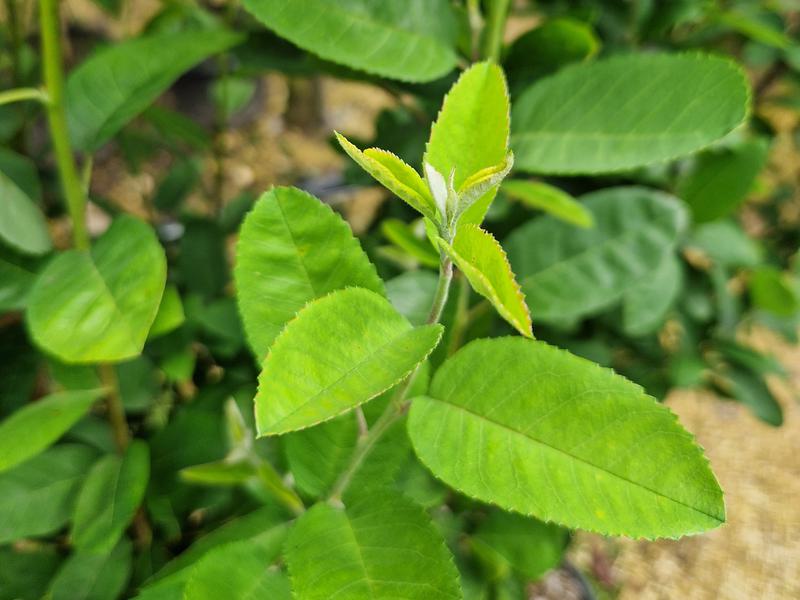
(677, 138, 769, 223)
(0, 170, 51, 255)
(49, 539, 132, 600)
(72, 441, 150, 553)
(0, 444, 97, 543)
(506, 187, 687, 324)
(67, 29, 244, 151)
(0, 389, 104, 472)
(512, 53, 750, 174)
(240, 0, 459, 82)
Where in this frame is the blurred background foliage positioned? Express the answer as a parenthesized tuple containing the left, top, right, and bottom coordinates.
(1, 0, 799, 598)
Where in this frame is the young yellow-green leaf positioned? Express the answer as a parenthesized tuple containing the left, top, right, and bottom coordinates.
(512, 53, 750, 174)
(335, 133, 437, 221)
(425, 62, 510, 225)
(677, 138, 770, 223)
(285, 491, 462, 599)
(183, 538, 291, 600)
(408, 338, 725, 539)
(256, 288, 442, 436)
(72, 441, 149, 554)
(456, 152, 514, 222)
(381, 219, 439, 268)
(241, 0, 459, 82)
(426, 62, 510, 189)
(502, 180, 593, 228)
(27, 216, 167, 363)
(235, 186, 384, 359)
(149, 284, 185, 339)
(0, 445, 96, 544)
(0, 389, 104, 473)
(471, 511, 568, 582)
(67, 29, 244, 151)
(0, 170, 51, 255)
(440, 225, 531, 337)
(505, 187, 687, 324)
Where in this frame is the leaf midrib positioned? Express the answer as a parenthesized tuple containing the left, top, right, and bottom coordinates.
(428, 397, 723, 522)
(265, 324, 435, 432)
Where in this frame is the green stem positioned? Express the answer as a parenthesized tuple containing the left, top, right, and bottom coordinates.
(40, 0, 90, 250)
(0, 87, 49, 107)
(481, 0, 511, 62)
(252, 457, 305, 516)
(97, 364, 131, 452)
(328, 259, 454, 503)
(466, 0, 484, 62)
(447, 273, 471, 356)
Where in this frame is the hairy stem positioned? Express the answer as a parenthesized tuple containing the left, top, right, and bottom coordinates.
(328, 259, 454, 503)
(40, 0, 89, 250)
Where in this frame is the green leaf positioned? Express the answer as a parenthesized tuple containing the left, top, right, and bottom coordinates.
(0, 545, 62, 600)
(255, 288, 442, 435)
(381, 218, 439, 267)
(440, 225, 531, 337)
(284, 414, 358, 498)
(386, 270, 439, 326)
(49, 539, 132, 600)
(149, 285, 185, 339)
(72, 441, 150, 554)
(336, 133, 437, 221)
(27, 216, 167, 363)
(677, 138, 769, 223)
(235, 186, 384, 359)
(0, 389, 104, 473)
(0, 170, 51, 255)
(408, 337, 725, 539)
(240, 0, 459, 82)
(504, 18, 599, 91)
(502, 180, 593, 228)
(749, 266, 799, 317)
(622, 253, 683, 336)
(425, 62, 510, 224)
(0, 247, 39, 311)
(471, 511, 568, 581)
(183, 538, 291, 600)
(718, 8, 793, 49)
(0, 444, 96, 543)
(0, 147, 42, 202)
(66, 29, 243, 151)
(284, 370, 426, 499)
(147, 506, 288, 585)
(285, 491, 462, 599)
(717, 368, 783, 427)
(687, 220, 762, 268)
(505, 187, 687, 324)
(512, 53, 750, 174)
